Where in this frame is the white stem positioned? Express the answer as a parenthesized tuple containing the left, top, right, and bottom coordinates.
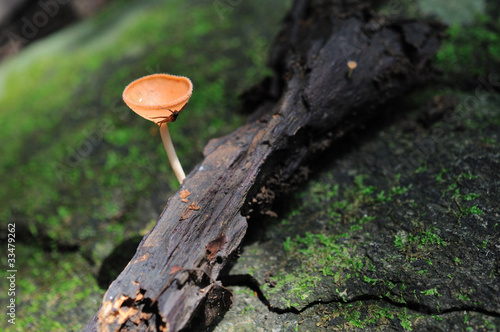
(159, 124, 185, 184)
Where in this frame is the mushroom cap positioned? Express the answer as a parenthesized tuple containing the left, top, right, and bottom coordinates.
(123, 73, 193, 124)
(347, 61, 357, 70)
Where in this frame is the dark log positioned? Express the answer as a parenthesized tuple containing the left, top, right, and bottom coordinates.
(85, 0, 444, 331)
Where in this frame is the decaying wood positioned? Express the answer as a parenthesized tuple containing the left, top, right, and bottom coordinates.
(85, 0, 444, 331)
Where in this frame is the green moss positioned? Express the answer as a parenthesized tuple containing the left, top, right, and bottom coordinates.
(394, 227, 447, 259)
(0, 245, 103, 331)
(435, 14, 500, 80)
(316, 301, 422, 330)
(261, 172, 415, 307)
(262, 231, 364, 306)
(421, 287, 442, 297)
(437, 171, 488, 219)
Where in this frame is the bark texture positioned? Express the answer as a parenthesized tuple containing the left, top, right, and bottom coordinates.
(85, 0, 444, 330)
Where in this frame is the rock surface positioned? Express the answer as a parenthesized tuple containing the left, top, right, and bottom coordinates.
(215, 91, 500, 330)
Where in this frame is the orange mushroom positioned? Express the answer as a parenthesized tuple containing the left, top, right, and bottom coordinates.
(123, 73, 193, 184)
(347, 60, 357, 79)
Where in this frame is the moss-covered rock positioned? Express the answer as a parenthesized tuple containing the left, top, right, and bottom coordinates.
(224, 89, 500, 330)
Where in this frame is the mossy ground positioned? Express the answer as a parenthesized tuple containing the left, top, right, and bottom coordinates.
(220, 1, 500, 329)
(225, 89, 500, 331)
(0, 0, 291, 330)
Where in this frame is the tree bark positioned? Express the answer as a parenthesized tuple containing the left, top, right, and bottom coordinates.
(85, 0, 444, 331)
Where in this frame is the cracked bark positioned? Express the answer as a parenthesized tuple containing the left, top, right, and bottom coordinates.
(84, 0, 444, 331)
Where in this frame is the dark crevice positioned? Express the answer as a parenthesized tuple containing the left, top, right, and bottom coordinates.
(220, 273, 500, 319)
(219, 273, 301, 314)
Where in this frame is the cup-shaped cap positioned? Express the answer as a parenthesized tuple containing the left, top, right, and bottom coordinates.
(123, 74, 193, 124)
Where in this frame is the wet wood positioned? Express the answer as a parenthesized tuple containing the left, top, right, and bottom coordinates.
(85, 0, 444, 331)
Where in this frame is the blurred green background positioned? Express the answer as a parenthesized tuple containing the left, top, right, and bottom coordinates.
(0, 0, 499, 330)
(0, 0, 291, 329)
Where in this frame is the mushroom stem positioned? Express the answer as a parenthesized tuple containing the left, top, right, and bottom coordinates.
(159, 124, 186, 184)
